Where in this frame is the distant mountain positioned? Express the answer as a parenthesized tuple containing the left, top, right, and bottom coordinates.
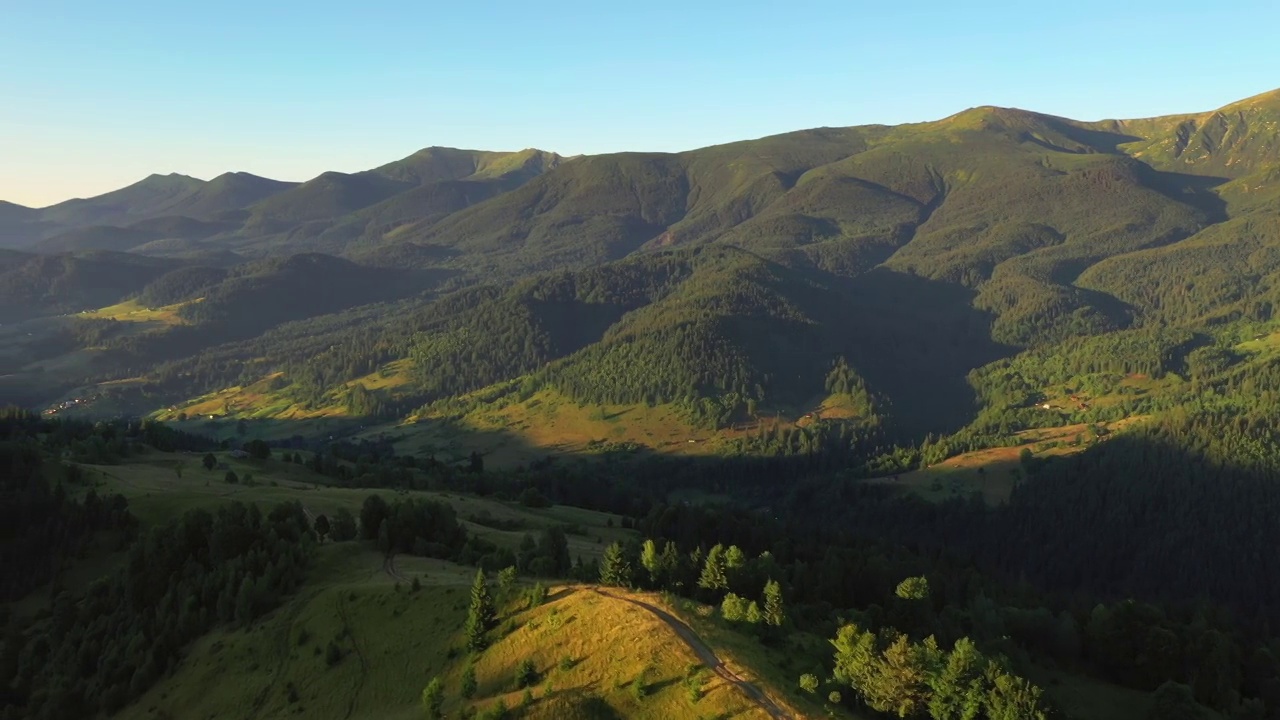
(1089, 87, 1280, 179)
(0, 201, 51, 249)
(163, 172, 297, 219)
(35, 225, 164, 254)
(126, 215, 235, 240)
(0, 250, 179, 322)
(40, 173, 208, 227)
(1, 172, 297, 252)
(236, 147, 562, 253)
(4, 88, 1280, 433)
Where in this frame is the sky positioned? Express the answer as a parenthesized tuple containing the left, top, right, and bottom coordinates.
(3, 0, 1279, 208)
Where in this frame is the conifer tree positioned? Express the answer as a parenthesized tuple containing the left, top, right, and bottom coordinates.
(600, 542, 632, 587)
(698, 544, 729, 593)
(421, 677, 444, 719)
(928, 637, 987, 720)
(466, 569, 496, 652)
(763, 579, 785, 627)
(659, 541, 681, 588)
(640, 539, 661, 587)
(721, 593, 747, 621)
(461, 664, 478, 699)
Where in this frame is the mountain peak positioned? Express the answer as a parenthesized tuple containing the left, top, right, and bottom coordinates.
(138, 172, 205, 187)
(1220, 86, 1280, 112)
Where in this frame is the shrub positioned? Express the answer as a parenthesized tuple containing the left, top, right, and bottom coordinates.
(514, 658, 538, 689)
(478, 699, 507, 720)
(527, 582, 547, 608)
(324, 641, 343, 667)
(461, 664, 477, 699)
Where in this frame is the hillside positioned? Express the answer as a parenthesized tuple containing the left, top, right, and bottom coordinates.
(2, 412, 1233, 720)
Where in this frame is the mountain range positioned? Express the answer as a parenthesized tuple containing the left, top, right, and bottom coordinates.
(3, 87, 1280, 441)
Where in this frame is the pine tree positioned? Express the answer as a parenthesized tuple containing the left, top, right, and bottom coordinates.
(864, 634, 936, 717)
(640, 539, 661, 587)
(659, 541, 681, 588)
(724, 545, 746, 571)
(984, 666, 1049, 720)
(746, 601, 763, 625)
(466, 569, 496, 652)
(895, 576, 930, 601)
(461, 664, 478, 699)
(599, 542, 632, 587)
(498, 565, 518, 600)
(763, 579, 785, 627)
(721, 593, 747, 621)
(422, 677, 444, 719)
(928, 637, 988, 720)
(698, 544, 728, 593)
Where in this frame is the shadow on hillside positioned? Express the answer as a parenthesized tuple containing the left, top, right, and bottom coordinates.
(1140, 168, 1230, 222)
(837, 268, 1015, 438)
(938, 431, 1280, 623)
(1039, 118, 1142, 154)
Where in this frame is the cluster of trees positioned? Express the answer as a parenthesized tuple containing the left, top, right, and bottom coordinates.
(1, 500, 313, 720)
(358, 494, 467, 559)
(720, 580, 785, 627)
(831, 628, 1048, 719)
(0, 414, 137, 602)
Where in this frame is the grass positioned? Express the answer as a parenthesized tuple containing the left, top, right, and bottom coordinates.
(657, 592, 855, 720)
(77, 451, 636, 560)
(369, 386, 821, 470)
(1028, 665, 1225, 720)
(455, 586, 778, 720)
(78, 298, 194, 327)
(870, 418, 1148, 504)
(53, 447, 801, 720)
(102, 533, 796, 720)
(56, 448, 1176, 720)
(114, 544, 471, 720)
(153, 373, 347, 425)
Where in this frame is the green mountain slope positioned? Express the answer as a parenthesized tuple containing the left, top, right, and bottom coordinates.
(35, 225, 163, 254)
(1094, 87, 1280, 178)
(40, 173, 206, 226)
(220, 147, 560, 255)
(0, 250, 180, 322)
(8, 87, 1280, 445)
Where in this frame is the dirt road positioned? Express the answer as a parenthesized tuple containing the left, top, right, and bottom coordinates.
(592, 588, 796, 719)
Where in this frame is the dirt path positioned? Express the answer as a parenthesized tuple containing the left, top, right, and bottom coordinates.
(591, 588, 796, 720)
(382, 554, 407, 582)
(336, 592, 369, 720)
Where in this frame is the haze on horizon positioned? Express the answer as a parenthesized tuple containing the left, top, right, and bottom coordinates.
(3, 0, 1279, 208)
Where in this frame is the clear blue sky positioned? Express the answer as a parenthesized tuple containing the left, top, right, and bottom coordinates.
(3, 0, 1278, 207)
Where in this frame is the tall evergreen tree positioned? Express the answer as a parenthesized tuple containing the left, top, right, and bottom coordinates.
(928, 637, 987, 720)
(421, 677, 444, 720)
(465, 569, 496, 652)
(600, 542, 632, 587)
(984, 668, 1049, 720)
(763, 579, 785, 627)
(640, 539, 661, 587)
(659, 541, 681, 588)
(698, 544, 729, 593)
